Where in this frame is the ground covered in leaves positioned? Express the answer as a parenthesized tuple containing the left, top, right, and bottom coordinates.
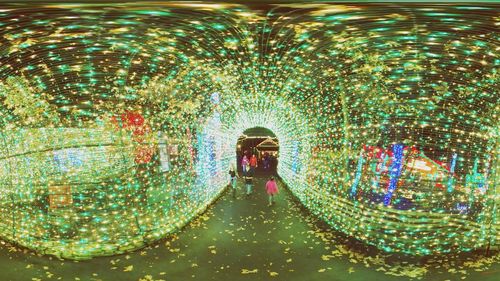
(0, 176, 498, 281)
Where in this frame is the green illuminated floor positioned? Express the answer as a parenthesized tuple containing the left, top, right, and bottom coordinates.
(0, 174, 498, 281)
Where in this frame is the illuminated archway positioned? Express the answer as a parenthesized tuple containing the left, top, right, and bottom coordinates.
(193, 97, 313, 200)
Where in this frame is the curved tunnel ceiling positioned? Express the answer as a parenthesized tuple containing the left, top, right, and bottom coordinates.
(242, 127, 277, 138)
(0, 2, 498, 259)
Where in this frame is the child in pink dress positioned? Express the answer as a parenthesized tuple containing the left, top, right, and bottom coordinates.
(265, 176, 279, 206)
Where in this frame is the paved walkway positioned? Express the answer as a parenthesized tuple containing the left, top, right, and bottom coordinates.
(0, 174, 498, 281)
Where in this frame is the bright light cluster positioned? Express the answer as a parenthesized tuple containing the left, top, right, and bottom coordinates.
(0, 3, 497, 258)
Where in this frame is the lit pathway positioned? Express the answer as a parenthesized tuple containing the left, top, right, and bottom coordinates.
(0, 175, 498, 281)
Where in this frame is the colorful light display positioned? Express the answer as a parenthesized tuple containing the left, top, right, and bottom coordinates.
(0, 2, 497, 259)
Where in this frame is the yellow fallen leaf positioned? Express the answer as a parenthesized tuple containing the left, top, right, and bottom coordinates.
(138, 275, 154, 281)
(241, 269, 258, 274)
(269, 271, 279, 277)
(318, 268, 326, 272)
(123, 265, 134, 272)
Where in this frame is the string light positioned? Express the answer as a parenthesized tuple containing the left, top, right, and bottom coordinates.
(0, 3, 497, 259)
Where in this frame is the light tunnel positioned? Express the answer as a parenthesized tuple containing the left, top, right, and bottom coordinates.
(0, 2, 498, 259)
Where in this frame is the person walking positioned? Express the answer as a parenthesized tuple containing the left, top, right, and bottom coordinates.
(244, 165, 253, 197)
(263, 152, 270, 170)
(266, 176, 279, 206)
(241, 154, 249, 176)
(229, 164, 238, 198)
(249, 154, 258, 174)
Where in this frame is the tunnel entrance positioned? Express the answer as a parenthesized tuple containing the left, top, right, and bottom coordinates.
(236, 127, 279, 176)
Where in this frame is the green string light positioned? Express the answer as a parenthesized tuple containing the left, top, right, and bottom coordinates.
(0, 3, 497, 259)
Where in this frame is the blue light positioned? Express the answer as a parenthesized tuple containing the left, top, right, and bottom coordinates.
(447, 153, 457, 192)
(450, 153, 457, 173)
(383, 144, 404, 206)
(291, 140, 300, 173)
(350, 151, 364, 197)
(208, 136, 216, 177)
(210, 92, 220, 105)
